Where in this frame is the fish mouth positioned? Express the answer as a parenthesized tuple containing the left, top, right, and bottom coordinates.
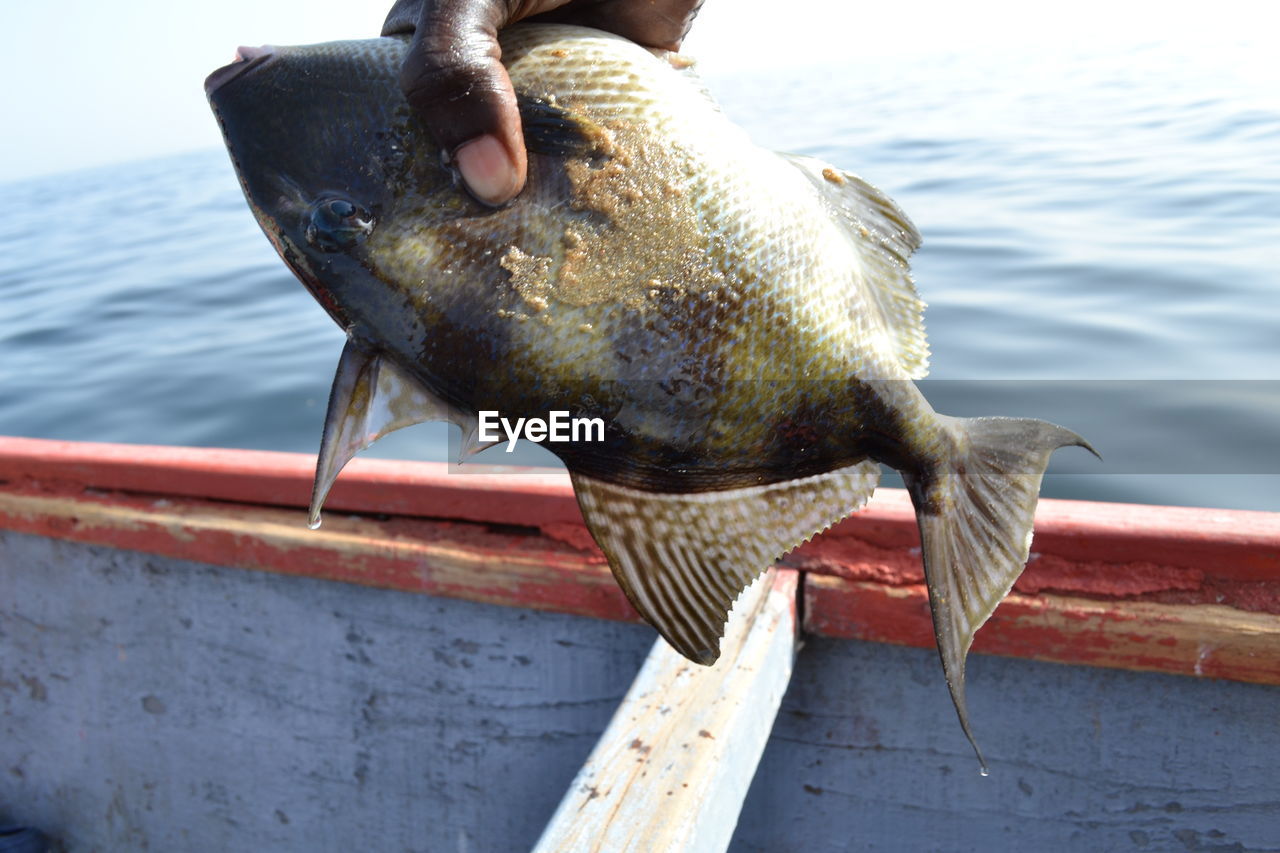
(204, 45, 275, 96)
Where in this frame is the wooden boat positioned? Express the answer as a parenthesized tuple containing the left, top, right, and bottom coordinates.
(1, 435, 1277, 850)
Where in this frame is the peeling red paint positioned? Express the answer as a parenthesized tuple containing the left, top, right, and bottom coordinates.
(3, 437, 1280, 685)
(0, 436, 585, 528)
(4, 435, 1278, 603)
(803, 576, 1280, 685)
(1016, 553, 1204, 596)
(786, 536, 922, 585)
(540, 522, 602, 555)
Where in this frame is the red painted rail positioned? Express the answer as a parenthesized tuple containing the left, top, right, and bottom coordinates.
(2, 436, 1278, 684)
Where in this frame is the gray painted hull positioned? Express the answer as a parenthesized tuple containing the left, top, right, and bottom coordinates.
(3, 530, 1277, 852)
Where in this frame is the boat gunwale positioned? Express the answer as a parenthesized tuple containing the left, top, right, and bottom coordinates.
(2, 435, 1278, 686)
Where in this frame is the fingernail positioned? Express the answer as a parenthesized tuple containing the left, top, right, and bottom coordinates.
(454, 135, 519, 206)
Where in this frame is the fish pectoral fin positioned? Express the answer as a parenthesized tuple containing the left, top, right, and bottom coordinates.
(905, 416, 1099, 772)
(571, 462, 880, 664)
(309, 339, 459, 526)
(781, 152, 930, 379)
(517, 93, 607, 159)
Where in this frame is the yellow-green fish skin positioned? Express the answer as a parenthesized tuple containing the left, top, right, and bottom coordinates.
(207, 25, 1095, 770)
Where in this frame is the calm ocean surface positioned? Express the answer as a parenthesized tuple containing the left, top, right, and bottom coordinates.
(2, 40, 1276, 511)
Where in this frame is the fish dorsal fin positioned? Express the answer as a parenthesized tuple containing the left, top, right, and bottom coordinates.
(647, 48, 722, 111)
(309, 339, 493, 526)
(782, 153, 930, 379)
(571, 462, 880, 664)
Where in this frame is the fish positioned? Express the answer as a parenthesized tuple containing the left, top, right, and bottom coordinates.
(205, 25, 1096, 770)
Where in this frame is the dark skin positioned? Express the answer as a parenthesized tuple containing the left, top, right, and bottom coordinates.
(383, 0, 704, 206)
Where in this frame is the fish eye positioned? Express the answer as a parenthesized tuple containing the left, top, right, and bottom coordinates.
(306, 196, 373, 252)
(328, 199, 356, 218)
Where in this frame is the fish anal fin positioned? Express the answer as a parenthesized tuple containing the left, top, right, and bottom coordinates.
(905, 416, 1098, 771)
(310, 339, 459, 526)
(782, 153, 929, 379)
(571, 462, 880, 664)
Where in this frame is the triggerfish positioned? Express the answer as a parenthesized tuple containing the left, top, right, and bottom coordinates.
(205, 25, 1096, 770)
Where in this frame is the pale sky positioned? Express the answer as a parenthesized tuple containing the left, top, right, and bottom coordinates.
(2, 0, 1275, 183)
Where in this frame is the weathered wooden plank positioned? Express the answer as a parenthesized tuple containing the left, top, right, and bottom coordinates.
(806, 576, 1280, 685)
(731, 636, 1280, 853)
(8, 531, 1277, 851)
(0, 529, 655, 852)
(5, 436, 1279, 591)
(2, 436, 1279, 685)
(533, 570, 799, 853)
(0, 488, 636, 623)
(787, 485, 1280, 583)
(0, 435, 583, 528)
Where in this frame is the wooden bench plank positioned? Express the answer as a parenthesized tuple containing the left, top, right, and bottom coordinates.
(533, 570, 799, 853)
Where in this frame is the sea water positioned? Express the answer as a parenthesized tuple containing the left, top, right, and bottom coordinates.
(1, 40, 1276, 510)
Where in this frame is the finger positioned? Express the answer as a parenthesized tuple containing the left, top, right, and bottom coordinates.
(531, 0, 704, 51)
(398, 0, 531, 206)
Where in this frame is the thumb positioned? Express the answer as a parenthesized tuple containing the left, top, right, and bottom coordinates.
(395, 0, 528, 206)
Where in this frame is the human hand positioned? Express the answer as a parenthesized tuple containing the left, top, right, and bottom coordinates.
(383, 0, 704, 206)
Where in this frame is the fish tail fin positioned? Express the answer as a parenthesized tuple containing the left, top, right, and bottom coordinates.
(903, 416, 1097, 773)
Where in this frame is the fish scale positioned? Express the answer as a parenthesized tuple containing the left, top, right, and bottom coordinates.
(206, 23, 1096, 771)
